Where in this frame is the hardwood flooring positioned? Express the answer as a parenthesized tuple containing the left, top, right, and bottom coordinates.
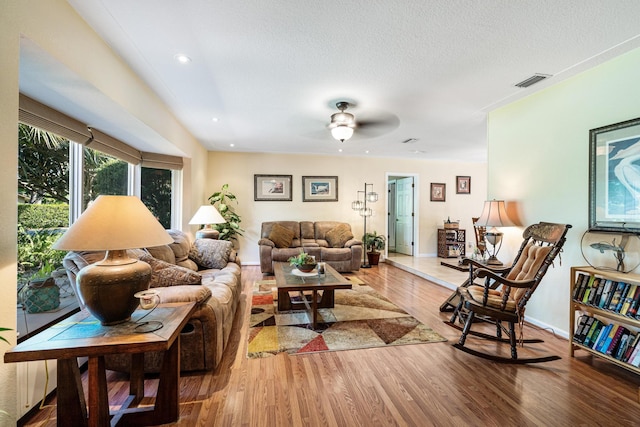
(21, 263, 640, 426)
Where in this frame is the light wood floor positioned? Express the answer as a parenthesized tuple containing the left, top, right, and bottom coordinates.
(22, 263, 640, 426)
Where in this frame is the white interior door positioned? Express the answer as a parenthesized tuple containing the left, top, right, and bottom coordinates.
(395, 177, 414, 255)
(387, 181, 396, 251)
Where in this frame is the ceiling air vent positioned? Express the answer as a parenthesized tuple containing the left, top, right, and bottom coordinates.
(514, 73, 551, 88)
(401, 138, 418, 144)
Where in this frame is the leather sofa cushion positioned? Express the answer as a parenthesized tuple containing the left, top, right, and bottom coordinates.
(154, 284, 212, 304)
(145, 244, 176, 264)
(325, 223, 354, 248)
(269, 223, 295, 248)
(140, 254, 202, 288)
(167, 229, 192, 262)
(189, 239, 233, 269)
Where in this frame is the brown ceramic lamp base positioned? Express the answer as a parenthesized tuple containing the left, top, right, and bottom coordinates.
(77, 249, 152, 325)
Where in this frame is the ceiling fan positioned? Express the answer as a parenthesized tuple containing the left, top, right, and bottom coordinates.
(326, 101, 399, 142)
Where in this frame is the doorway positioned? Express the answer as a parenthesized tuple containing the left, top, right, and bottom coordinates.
(387, 174, 417, 257)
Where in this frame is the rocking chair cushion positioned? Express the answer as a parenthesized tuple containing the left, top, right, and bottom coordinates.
(506, 243, 552, 303)
(465, 285, 517, 312)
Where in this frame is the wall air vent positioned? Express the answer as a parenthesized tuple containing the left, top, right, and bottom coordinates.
(514, 73, 552, 88)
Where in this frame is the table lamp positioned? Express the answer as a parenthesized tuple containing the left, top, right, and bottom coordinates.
(475, 199, 514, 265)
(52, 195, 173, 325)
(189, 205, 226, 239)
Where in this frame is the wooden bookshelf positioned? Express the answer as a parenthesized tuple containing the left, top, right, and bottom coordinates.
(437, 228, 465, 258)
(570, 266, 640, 380)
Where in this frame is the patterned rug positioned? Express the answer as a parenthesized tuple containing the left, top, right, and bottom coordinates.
(247, 278, 446, 358)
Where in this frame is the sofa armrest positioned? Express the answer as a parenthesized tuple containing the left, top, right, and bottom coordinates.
(258, 238, 275, 247)
(154, 285, 212, 304)
(344, 238, 363, 248)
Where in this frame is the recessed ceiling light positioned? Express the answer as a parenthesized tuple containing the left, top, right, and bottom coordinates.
(338, 149, 343, 153)
(212, 117, 219, 123)
(174, 54, 191, 64)
(229, 143, 235, 147)
(365, 150, 370, 154)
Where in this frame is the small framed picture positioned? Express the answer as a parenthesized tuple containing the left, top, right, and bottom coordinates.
(254, 175, 293, 201)
(456, 176, 471, 194)
(430, 183, 446, 202)
(302, 176, 338, 202)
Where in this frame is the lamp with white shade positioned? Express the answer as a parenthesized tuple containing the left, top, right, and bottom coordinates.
(189, 205, 227, 239)
(475, 199, 514, 265)
(52, 195, 173, 325)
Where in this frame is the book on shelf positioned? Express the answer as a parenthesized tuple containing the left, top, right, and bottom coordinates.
(627, 286, 640, 317)
(591, 322, 609, 350)
(598, 280, 615, 308)
(629, 339, 640, 367)
(573, 273, 588, 300)
(573, 315, 589, 342)
(591, 278, 606, 306)
(584, 319, 604, 347)
(606, 325, 629, 356)
(594, 324, 614, 352)
(620, 285, 638, 315)
(581, 276, 597, 304)
(622, 334, 639, 362)
(608, 282, 628, 312)
(614, 331, 632, 360)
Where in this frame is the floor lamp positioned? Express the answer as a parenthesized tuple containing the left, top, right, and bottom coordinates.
(352, 183, 378, 268)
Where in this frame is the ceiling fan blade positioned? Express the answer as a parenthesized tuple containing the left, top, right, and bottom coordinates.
(356, 112, 400, 137)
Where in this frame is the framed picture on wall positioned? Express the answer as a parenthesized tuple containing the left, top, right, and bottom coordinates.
(589, 117, 640, 232)
(254, 174, 292, 201)
(456, 176, 471, 194)
(302, 176, 338, 202)
(430, 183, 446, 202)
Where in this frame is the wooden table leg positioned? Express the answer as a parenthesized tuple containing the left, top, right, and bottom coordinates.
(154, 336, 180, 424)
(130, 353, 145, 405)
(57, 358, 88, 427)
(311, 290, 318, 330)
(87, 356, 110, 427)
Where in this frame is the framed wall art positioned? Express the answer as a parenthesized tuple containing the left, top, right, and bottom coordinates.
(254, 174, 292, 201)
(430, 183, 446, 202)
(456, 176, 471, 194)
(589, 117, 640, 232)
(302, 176, 338, 202)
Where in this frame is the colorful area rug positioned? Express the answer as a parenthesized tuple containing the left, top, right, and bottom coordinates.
(247, 278, 446, 358)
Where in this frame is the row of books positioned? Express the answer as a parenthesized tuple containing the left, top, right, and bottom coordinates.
(573, 314, 640, 366)
(573, 273, 640, 318)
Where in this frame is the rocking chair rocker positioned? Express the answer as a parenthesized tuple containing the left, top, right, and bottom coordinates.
(446, 222, 571, 363)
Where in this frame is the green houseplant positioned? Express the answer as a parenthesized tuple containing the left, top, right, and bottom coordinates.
(288, 251, 317, 272)
(208, 184, 244, 244)
(363, 231, 386, 266)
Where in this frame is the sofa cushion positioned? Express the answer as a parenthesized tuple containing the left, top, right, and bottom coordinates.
(189, 239, 234, 269)
(140, 254, 202, 288)
(269, 223, 295, 248)
(154, 284, 212, 304)
(145, 244, 176, 265)
(167, 229, 192, 262)
(325, 223, 354, 248)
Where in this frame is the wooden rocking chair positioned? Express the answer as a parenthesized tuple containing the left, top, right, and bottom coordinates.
(446, 222, 571, 363)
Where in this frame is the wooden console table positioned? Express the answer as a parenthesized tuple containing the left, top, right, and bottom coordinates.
(5, 302, 196, 426)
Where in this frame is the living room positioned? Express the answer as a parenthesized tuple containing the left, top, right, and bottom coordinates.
(4, 1, 640, 425)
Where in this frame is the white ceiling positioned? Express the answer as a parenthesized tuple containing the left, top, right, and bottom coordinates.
(27, 1, 640, 161)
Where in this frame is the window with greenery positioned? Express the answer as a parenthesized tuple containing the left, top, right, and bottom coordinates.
(141, 167, 172, 229)
(83, 148, 128, 210)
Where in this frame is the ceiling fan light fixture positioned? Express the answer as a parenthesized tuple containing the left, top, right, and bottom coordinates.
(331, 125, 354, 142)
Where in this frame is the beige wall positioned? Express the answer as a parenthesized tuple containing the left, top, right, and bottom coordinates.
(0, 0, 209, 420)
(488, 46, 640, 335)
(205, 151, 487, 263)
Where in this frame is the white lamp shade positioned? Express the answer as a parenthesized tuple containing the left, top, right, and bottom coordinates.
(52, 195, 173, 251)
(189, 205, 226, 225)
(475, 200, 514, 228)
(331, 125, 354, 141)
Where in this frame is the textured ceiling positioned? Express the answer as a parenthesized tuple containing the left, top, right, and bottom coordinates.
(30, 1, 640, 161)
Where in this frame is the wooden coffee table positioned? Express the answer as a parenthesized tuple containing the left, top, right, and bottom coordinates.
(4, 302, 196, 426)
(273, 262, 352, 329)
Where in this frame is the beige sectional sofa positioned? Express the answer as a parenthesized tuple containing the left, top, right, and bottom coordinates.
(62, 229, 241, 372)
(259, 221, 363, 273)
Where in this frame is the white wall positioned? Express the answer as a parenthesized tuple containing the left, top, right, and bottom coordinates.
(488, 46, 640, 336)
(206, 151, 487, 263)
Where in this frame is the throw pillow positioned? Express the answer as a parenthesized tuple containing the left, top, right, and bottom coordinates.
(268, 223, 295, 248)
(189, 239, 233, 269)
(325, 223, 354, 248)
(139, 254, 202, 288)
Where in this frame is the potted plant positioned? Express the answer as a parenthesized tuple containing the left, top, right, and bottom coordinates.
(363, 231, 386, 266)
(208, 184, 244, 245)
(288, 251, 317, 272)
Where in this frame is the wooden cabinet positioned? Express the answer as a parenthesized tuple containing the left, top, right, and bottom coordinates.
(570, 266, 640, 376)
(437, 228, 465, 258)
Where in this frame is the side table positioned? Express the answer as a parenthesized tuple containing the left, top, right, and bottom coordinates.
(5, 302, 196, 426)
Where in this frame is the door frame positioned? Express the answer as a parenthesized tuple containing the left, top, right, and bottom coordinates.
(385, 172, 419, 259)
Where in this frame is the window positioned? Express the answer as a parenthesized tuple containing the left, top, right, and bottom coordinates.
(141, 167, 173, 228)
(83, 147, 128, 210)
